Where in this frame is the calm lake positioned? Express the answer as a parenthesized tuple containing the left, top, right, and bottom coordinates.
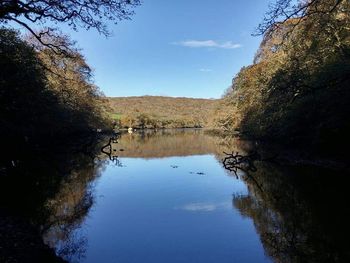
(24, 129, 349, 262)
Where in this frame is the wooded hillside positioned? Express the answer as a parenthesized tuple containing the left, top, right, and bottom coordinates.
(107, 96, 220, 129)
(213, 0, 350, 160)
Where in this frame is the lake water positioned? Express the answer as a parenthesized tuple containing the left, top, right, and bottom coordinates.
(38, 129, 350, 262)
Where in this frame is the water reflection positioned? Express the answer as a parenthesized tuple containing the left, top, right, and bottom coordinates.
(232, 163, 350, 262)
(44, 130, 268, 263)
(0, 135, 104, 262)
(42, 167, 97, 261)
(1, 130, 349, 262)
(108, 129, 251, 159)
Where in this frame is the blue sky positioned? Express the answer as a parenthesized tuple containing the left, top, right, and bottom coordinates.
(31, 0, 272, 98)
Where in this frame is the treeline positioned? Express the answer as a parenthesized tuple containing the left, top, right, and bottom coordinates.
(0, 28, 112, 141)
(108, 96, 220, 129)
(214, 0, 350, 158)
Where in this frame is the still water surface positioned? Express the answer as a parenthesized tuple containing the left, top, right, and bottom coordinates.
(41, 129, 350, 262)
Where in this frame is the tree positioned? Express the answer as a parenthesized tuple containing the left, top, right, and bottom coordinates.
(32, 32, 112, 131)
(0, 28, 111, 138)
(0, 0, 141, 52)
(256, 0, 346, 37)
(0, 27, 51, 136)
(214, 0, 350, 155)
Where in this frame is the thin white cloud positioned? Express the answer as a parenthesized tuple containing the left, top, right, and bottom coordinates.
(199, 68, 213, 72)
(180, 203, 217, 212)
(175, 202, 231, 212)
(173, 40, 242, 49)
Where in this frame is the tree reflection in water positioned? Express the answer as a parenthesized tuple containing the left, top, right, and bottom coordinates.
(0, 134, 107, 262)
(2, 130, 348, 262)
(44, 130, 350, 262)
(42, 168, 96, 262)
(230, 161, 350, 262)
(41, 136, 115, 262)
(42, 129, 251, 261)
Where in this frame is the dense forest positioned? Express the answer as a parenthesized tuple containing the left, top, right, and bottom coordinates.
(0, 28, 112, 141)
(108, 96, 219, 129)
(213, 0, 350, 160)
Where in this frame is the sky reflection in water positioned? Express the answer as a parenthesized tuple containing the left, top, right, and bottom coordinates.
(46, 130, 271, 263)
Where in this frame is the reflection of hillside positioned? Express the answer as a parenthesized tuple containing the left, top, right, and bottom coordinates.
(110, 129, 252, 159)
(232, 163, 350, 262)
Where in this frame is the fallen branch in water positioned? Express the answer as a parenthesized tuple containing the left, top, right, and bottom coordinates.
(222, 151, 264, 192)
(223, 151, 260, 175)
(101, 133, 123, 166)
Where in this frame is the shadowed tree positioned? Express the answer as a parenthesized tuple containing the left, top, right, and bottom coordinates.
(0, 28, 112, 139)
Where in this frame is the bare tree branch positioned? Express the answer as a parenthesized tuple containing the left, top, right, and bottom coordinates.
(255, 0, 345, 37)
(0, 0, 141, 51)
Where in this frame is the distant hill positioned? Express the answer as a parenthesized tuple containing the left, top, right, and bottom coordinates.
(107, 96, 221, 128)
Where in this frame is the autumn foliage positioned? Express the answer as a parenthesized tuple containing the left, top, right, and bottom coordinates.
(214, 0, 350, 157)
(108, 96, 220, 129)
(0, 28, 111, 140)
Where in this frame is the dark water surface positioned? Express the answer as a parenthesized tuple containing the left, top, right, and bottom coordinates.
(2, 129, 349, 262)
